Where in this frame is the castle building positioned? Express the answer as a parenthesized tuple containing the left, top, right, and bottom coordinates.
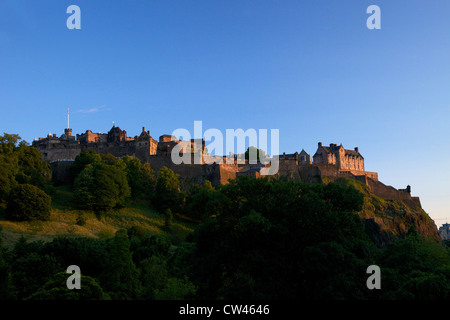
(313, 142, 364, 171)
(33, 125, 159, 163)
(312, 142, 378, 181)
(33, 125, 384, 185)
(32, 126, 425, 212)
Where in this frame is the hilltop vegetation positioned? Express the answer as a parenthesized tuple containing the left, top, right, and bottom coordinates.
(330, 177, 440, 246)
(0, 133, 450, 300)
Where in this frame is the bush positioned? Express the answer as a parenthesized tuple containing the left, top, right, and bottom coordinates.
(127, 225, 148, 239)
(76, 213, 87, 226)
(164, 208, 173, 231)
(6, 184, 51, 221)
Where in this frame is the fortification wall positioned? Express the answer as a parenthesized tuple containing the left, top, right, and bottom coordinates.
(83, 142, 137, 159)
(316, 164, 341, 179)
(278, 159, 300, 180)
(43, 145, 81, 161)
(148, 154, 220, 186)
(366, 178, 416, 203)
(218, 163, 239, 185)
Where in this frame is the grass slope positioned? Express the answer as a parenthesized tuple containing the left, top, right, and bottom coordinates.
(0, 185, 195, 249)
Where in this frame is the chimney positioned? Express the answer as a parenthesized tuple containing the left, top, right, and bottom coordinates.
(318, 142, 322, 147)
(354, 147, 359, 152)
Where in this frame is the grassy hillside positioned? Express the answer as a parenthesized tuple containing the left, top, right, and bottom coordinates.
(0, 185, 195, 249)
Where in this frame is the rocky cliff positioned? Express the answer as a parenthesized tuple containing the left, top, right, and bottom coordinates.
(329, 178, 441, 247)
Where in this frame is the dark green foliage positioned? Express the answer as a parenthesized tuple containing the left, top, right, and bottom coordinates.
(244, 146, 266, 162)
(154, 166, 185, 213)
(15, 146, 51, 188)
(25, 272, 109, 300)
(190, 176, 377, 299)
(119, 156, 156, 198)
(0, 133, 53, 201)
(0, 230, 14, 300)
(68, 150, 102, 183)
(127, 225, 148, 239)
(154, 277, 197, 300)
(0, 155, 18, 201)
(377, 230, 450, 299)
(129, 235, 170, 267)
(6, 184, 52, 221)
(73, 162, 131, 213)
(100, 229, 142, 299)
(164, 208, 173, 231)
(184, 180, 227, 221)
(42, 237, 108, 278)
(139, 255, 168, 299)
(10, 247, 61, 299)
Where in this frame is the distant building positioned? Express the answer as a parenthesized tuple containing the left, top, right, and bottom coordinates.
(439, 223, 450, 240)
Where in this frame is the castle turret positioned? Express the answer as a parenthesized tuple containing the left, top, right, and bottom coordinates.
(64, 128, 72, 137)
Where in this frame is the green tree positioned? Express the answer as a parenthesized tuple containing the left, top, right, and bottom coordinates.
(0, 133, 23, 154)
(15, 145, 51, 188)
(0, 227, 14, 300)
(154, 277, 197, 300)
(73, 162, 131, 213)
(10, 251, 61, 299)
(154, 166, 184, 213)
(244, 146, 266, 162)
(164, 208, 173, 231)
(0, 154, 18, 201)
(25, 272, 109, 300)
(42, 237, 108, 279)
(184, 180, 228, 221)
(5, 184, 52, 221)
(139, 255, 168, 299)
(119, 155, 156, 198)
(377, 230, 450, 299)
(0, 133, 52, 201)
(69, 150, 103, 183)
(100, 229, 142, 299)
(190, 177, 377, 300)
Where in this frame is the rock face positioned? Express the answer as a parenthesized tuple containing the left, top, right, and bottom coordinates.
(331, 178, 441, 247)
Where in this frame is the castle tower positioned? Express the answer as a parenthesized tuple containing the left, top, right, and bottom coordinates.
(64, 128, 73, 137)
(65, 108, 72, 137)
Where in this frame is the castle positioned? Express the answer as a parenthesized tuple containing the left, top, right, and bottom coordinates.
(32, 125, 420, 206)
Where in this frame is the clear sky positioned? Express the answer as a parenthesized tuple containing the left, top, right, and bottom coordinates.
(0, 1, 449, 227)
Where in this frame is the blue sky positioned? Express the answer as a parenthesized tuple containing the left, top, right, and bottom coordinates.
(0, 1, 449, 226)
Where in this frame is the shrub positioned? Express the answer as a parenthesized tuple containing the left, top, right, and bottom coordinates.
(127, 225, 147, 239)
(164, 208, 173, 231)
(76, 213, 87, 226)
(6, 184, 51, 221)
